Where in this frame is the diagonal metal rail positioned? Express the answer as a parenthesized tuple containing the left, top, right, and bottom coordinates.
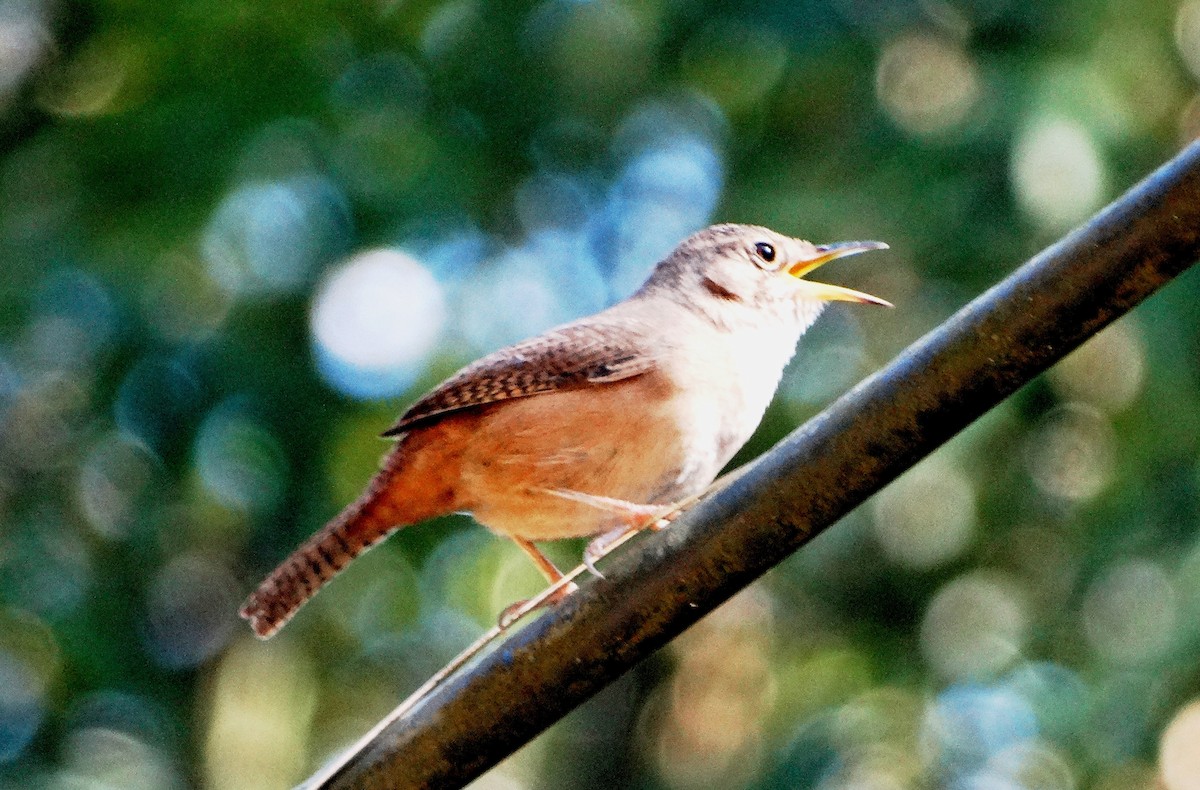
(309, 140, 1200, 790)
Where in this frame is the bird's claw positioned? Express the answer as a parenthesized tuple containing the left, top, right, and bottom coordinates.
(583, 548, 606, 579)
(581, 510, 677, 579)
(497, 580, 579, 629)
(497, 601, 525, 630)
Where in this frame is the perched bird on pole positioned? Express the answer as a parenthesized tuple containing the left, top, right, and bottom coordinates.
(240, 223, 890, 638)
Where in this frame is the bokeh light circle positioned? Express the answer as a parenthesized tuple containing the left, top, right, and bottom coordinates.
(1025, 404, 1115, 502)
(0, 610, 59, 763)
(1082, 559, 1177, 666)
(1012, 117, 1108, 234)
(143, 553, 239, 670)
(75, 431, 157, 540)
(921, 572, 1029, 681)
(1160, 699, 1200, 790)
(922, 684, 1039, 778)
(876, 33, 981, 137)
(1047, 321, 1145, 413)
(872, 454, 976, 570)
(203, 176, 351, 297)
(194, 401, 288, 515)
(311, 249, 447, 400)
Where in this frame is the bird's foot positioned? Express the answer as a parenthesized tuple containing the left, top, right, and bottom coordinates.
(497, 580, 579, 629)
(583, 526, 628, 578)
(536, 488, 682, 576)
(582, 507, 678, 578)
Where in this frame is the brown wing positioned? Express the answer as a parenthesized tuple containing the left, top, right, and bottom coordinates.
(382, 318, 658, 436)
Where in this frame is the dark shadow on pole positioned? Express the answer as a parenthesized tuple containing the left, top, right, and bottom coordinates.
(310, 140, 1200, 790)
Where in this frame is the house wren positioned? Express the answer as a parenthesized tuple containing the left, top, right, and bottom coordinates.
(240, 223, 889, 638)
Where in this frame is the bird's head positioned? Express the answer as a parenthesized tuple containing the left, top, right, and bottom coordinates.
(639, 223, 891, 329)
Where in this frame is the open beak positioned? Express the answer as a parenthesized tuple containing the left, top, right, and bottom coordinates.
(787, 241, 892, 307)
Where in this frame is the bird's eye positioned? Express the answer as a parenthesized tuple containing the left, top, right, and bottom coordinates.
(754, 242, 778, 267)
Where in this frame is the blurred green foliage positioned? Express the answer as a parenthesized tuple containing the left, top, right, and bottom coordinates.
(2, 0, 1200, 788)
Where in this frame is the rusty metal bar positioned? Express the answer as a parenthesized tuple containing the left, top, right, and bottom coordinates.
(312, 140, 1200, 789)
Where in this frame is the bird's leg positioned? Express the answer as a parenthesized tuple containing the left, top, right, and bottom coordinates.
(581, 506, 678, 578)
(538, 488, 678, 578)
(499, 537, 579, 628)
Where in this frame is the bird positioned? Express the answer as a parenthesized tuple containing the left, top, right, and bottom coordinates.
(240, 223, 890, 638)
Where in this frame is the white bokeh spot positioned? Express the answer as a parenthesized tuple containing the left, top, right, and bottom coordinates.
(311, 249, 446, 399)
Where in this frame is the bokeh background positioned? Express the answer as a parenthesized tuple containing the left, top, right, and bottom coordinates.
(3, 0, 1200, 788)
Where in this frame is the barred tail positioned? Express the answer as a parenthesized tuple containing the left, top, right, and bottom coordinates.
(238, 485, 396, 639)
(240, 428, 461, 638)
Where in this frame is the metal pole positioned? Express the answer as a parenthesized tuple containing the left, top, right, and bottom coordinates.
(314, 140, 1200, 789)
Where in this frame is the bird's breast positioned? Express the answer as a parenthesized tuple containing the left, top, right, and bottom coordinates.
(670, 318, 802, 467)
